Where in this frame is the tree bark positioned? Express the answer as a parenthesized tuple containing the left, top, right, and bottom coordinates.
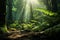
(7, 0, 13, 26)
(0, 0, 5, 27)
(51, 0, 57, 12)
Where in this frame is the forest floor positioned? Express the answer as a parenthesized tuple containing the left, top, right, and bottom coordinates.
(0, 29, 60, 40)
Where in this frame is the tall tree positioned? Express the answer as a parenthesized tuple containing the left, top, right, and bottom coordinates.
(43, 0, 57, 12)
(0, 0, 5, 27)
(51, 0, 57, 12)
(6, 0, 13, 26)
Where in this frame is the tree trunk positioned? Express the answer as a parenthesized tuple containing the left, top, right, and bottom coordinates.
(7, 0, 13, 26)
(0, 0, 5, 27)
(51, 0, 57, 12)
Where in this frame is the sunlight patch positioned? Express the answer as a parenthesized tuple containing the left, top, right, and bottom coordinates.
(27, 0, 39, 4)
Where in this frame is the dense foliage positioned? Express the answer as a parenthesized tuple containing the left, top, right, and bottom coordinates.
(1, 0, 60, 33)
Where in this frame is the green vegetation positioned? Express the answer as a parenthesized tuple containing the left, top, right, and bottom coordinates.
(1, 0, 60, 34)
(0, 25, 8, 33)
(0, 0, 60, 40)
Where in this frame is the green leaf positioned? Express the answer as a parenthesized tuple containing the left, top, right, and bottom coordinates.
(1, 25, 8, 33)
(34, 8, 56, 16)
(12, 7, 17, 12)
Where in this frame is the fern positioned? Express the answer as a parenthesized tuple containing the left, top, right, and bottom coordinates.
(0, 25, 9, 33)
(34, 8, 56, 16)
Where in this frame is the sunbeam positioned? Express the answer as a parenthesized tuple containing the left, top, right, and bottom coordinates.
(27, 0, 39, 5)
(23, 0, 40, 23)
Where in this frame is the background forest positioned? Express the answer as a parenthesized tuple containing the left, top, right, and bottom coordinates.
(5, 0, 60, 32)
(0, 0, 60, 40)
